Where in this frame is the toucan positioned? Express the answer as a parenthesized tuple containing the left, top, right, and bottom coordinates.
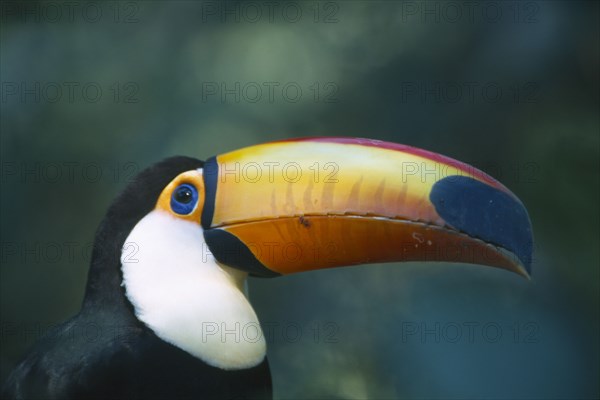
(2, 137, 533, 400)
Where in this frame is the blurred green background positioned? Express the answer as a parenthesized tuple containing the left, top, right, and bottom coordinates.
(1, 1, 598, 398)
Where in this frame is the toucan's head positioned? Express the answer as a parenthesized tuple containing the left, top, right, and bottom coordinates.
(95, 137, 532, 371)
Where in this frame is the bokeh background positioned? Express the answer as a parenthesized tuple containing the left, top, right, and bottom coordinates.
(1, 1, 598, 398)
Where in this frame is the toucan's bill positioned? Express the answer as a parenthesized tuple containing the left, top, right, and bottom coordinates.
(157, 137, 533, 278)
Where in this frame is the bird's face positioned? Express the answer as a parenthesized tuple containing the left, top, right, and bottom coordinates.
(120, 137, 533, 371)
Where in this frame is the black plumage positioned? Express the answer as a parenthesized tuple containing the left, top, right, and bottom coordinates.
(2, 157, 272, 400)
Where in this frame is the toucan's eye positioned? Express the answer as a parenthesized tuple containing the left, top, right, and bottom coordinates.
(171, 184, 198, 215)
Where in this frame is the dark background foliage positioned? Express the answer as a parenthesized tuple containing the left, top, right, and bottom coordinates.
(1, 1, 598, 398)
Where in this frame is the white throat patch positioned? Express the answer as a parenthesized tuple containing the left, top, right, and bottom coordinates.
(121, 210, 266, 370)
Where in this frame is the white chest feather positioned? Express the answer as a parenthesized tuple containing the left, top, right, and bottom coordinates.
(121, 210, 266, 370)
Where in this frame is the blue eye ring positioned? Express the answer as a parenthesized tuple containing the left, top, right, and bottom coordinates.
(170, 184, 198, 215)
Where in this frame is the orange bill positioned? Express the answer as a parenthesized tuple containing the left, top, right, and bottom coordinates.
(199, 137, 533, 278)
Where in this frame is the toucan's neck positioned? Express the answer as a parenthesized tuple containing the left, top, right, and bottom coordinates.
(82, 211, 140, 312)
(120, 210, 267, 370)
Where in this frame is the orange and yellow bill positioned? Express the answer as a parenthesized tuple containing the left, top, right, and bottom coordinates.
(199, 137, 533, 278)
